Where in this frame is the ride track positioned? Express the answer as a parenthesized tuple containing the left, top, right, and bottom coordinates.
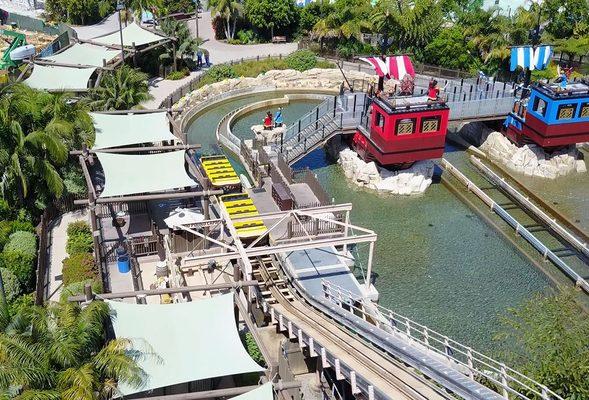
(252, 255, 456, 400)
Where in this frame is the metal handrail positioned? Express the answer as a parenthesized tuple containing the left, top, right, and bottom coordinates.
(321, 279, 563, 400)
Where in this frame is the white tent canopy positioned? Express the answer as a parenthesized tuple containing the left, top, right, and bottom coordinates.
(24, 64, 96, 91)
(41, 43, 119, 67)
(234, 383, 274, 400)
(97, 151, 197, 198)
(93, 23, 167, 47)
(107, 294, 265, 396)
(91, 111, 179, 150)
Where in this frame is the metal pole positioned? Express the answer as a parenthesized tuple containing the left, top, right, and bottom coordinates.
(366, 241, 374, 291)
(118, 9, 125, 63)
(194, 0, 200, 39)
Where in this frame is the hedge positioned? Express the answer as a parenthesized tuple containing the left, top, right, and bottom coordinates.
(5, 231, 37, 258)
(0, 268, 22, 302)
(0, 221, 35, 251)
(0, 251, 35, 292)
(285, 50, 318, 72)
(60, 279, 103, 302)
(62, 253, 99, 287)
(67, 221, 91, 237)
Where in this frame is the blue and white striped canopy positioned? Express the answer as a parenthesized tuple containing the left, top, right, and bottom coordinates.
(510, 45, 552, 71)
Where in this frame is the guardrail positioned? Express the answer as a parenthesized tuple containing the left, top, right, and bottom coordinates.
(440, 158, 589, 293)
(283, 96, 338, 143)
(321, 280, 564, 400)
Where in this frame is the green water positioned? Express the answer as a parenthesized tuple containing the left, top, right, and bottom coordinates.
(187, 93, 552, 351)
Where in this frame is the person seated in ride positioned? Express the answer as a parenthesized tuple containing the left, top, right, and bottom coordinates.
(427, 79, 440, 102)
(263, 111, 273, 130)
(274, 107, 284, 127)
(556, 65, 573, 92)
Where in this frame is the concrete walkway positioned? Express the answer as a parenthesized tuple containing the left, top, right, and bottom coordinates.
(142, 11, 298, 109)
(46, 209, 89, 302)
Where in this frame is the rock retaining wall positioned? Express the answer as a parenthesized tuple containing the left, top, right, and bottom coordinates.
(338, 149, 434, 195)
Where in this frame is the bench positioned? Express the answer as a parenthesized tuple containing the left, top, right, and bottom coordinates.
(272, 36, 287, 44)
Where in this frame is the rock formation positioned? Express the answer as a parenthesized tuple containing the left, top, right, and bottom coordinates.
(251, 124, 286, 144)
(338, 149, 434, 195)
(480, 131, 586, 179)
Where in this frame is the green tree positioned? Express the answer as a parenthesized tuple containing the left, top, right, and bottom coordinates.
(160, 19, 202, 70)
(244, 0, 299, 37)
(422, 26, 479, 71)
(495, 289, 589, 399)
(542, 0, 589, 39)
(372, 0, 443, 53)
(210, 0, 244, 40)
(299, 0, 334, 33)
(87, 66, 152, 111)
(0, 301, 149, 399)
(311, 0, 372, 43)
(45, 0, 114, 24)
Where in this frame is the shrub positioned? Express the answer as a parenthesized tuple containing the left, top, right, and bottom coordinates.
(236, 29, 259, 44)
(1, 268, 22, 302)
(66, 221, 93, 255)
(206, 64, 237, 81)
(60, 279, 103, 302)
(167, 70, 189, 80)
(0, 251, 35, 292)
(241, 331, 265, 366)
(62, 253, 99, 286)
(232, 58, 288, 77)
(285, 50, 317, 71)
(5, 231, 37, 259)
(67, 221, 91, 237)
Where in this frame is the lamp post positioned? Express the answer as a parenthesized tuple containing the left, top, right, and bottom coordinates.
(194, 0, 201, 40)
(117, 0, 126, 63)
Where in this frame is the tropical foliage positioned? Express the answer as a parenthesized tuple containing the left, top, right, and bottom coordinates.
(0, 301, 148, 399)
(0, 85, 93, 211)
(87, 66, 152, 111)
(45, 0, 114, 24)
(210, 0, 244, 40)
(495, 290, 589, 399)
(244, 0, 299, 37)
(160, 19, 202, 71)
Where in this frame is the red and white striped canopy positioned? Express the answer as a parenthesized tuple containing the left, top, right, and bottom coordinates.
(359, 55, 415, 80)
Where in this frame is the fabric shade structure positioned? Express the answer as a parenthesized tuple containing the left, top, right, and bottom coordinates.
(359, 55, 415, 79)
(93, 23, 167, 47)
(24, 64, 96, 91)
(107, 294, 265, 396)
(40, 43, 119, 67)
(91, 111, 179, 150)
(510, 45, 552, 71)
(233, 383, 274, 400)
(96, 150, 197, 198)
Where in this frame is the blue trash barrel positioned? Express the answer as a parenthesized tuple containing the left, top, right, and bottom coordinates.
(116, 246, 130, 274)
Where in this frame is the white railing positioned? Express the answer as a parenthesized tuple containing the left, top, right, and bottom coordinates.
(321, 280, 564, 400)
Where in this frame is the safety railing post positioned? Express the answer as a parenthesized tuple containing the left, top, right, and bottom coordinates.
(467, 348, 474, 379)
(500, 363, 509, 399)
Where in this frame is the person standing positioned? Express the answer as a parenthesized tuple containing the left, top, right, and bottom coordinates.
(196, 49, 203, 69)
(203, 48, 210, 67)
(427, 79, 440, 102)
(274, 107, 284, 127)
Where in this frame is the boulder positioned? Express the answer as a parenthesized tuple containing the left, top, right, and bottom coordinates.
(479, 131, 586, 179)
(338, 150, 434, 195)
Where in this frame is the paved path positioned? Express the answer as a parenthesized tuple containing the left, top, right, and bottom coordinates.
(143, 11, 297, 109)
(46, 210, 89, 302)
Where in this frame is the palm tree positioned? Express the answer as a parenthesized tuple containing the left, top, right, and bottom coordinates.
(210, 0, 243, 40)
(87, 66, 153, 111)
(372, 0, 443, 53)
(312, 0, 371, 43)
(161, 19, 202, 71)
(0, 86, 69, 202)
(0, 301, 149, 399)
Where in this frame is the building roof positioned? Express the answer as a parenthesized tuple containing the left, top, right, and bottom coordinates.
(40, 43, 119, 67)
(24, 64, 96, 91)
(96, 150, 197, 198)
(107, 294, 265, 396)
(91, 111, 179, 150)
(93, 23, 167, 47)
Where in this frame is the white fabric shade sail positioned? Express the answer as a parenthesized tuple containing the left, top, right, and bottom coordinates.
(24, 64, 96, 91)
(233, 383, 274, 400)
(91, 111, 179, 150)
(107, 294, 265, 396)
(93, 23, 167, 47)
(40, 43, 119, 67)
(96, 150, 197, 198)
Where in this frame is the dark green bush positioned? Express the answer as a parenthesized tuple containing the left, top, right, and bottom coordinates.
(241, 331, 266, 366)
(66, 233, 93, 255)
(197, 64, 238, 87)
(232, 58, 288, 77)
(5, 231, 37, 259)
(0, 268, 22, 302)
(285, 50, 318, 71)
(62, 253, 99, 286)
(0, 251, 35, 292)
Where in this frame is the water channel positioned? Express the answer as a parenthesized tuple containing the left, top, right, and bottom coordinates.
(187, 92, 553, 352)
